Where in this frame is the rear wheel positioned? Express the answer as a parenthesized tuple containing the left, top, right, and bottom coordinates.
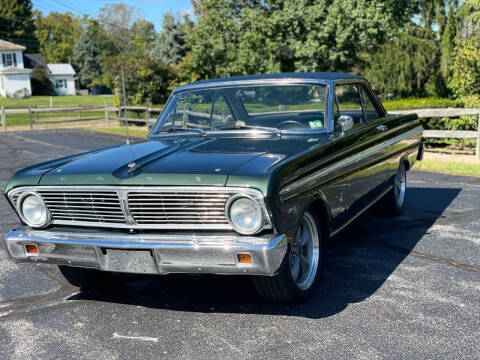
(253, 210, 323, 304)
(58, 265, 122, 290)
(377, 162, 407, 216)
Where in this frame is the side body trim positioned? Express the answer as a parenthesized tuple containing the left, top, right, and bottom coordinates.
(279, 125, 423, 199)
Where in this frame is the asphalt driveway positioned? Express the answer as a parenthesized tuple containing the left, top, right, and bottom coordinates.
(0, 130, 479, 359)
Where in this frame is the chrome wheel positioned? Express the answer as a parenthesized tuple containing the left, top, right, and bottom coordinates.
(289, 212, 320, 291)
(394, 163, 406, 207)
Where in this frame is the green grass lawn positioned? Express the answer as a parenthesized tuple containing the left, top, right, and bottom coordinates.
(414, 159, 480, 177)
(80, 126, 148, 138)
(0, 95, 114, 108)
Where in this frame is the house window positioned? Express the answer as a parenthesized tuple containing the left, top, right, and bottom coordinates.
(2, 53, 17, 67)
(55, 79, 67, 89)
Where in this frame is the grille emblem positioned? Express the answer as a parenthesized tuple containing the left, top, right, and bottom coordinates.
(117, 190, 136, 226)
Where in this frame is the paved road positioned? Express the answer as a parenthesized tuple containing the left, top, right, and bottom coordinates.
(0, 130, 479, 360)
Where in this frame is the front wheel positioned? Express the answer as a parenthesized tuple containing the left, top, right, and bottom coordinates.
(253, 210, 323, 304)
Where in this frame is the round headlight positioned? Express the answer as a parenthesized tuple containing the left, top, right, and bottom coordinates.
(20, 193, 49, 228)
(227, 196, 264, 235)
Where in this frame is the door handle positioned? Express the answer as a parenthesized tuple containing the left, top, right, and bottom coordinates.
(376, 125, 388, 132)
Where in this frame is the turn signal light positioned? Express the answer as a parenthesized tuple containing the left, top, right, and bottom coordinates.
(236, 253, 252, 264)
(25, 244, 39, 254)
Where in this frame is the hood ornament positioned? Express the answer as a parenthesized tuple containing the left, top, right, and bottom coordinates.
(127, 161, 137, 175)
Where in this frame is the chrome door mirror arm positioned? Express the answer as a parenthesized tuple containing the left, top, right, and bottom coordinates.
(336, 115, 354, 137)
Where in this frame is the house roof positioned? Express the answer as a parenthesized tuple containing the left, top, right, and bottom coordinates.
(0, 39, 26, 51)
(47, 64, 76, 76)
(23, 53, 47, 69)
(0, 67, 32, 75)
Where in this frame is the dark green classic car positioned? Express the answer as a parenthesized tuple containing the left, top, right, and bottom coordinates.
(4, 73, 423, 303)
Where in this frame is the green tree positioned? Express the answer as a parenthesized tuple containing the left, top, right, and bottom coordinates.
(149, 12, 187, 64)
(104, 56, 175, 105)
(0, 0, 38, 51)
(30, 63, 53, 95)
(72, 30, 103, 88)
(449, 0, 480, 97)
(98, 3, 143, 54)
(439, 6, 457, 94)
(131, 19, 156, 57)
(83, 17, 118, 59)
(34, 11, 80, 63)
(187, 0, 417, 79)
(363, 25, 441, 98)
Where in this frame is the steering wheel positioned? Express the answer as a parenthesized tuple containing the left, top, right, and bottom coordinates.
(276, 120, 307, 130)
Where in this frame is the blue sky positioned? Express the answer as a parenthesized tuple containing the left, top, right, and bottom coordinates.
(32, 0, 193, 30)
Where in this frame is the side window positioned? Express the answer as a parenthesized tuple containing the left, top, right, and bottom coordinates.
(359, 85, 381, 122)
(335, 84, 363, 127)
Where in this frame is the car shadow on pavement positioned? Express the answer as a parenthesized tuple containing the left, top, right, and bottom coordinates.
(68, 187, 461, 319)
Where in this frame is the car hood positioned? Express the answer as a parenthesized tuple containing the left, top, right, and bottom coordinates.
(36, 135, 297, 187)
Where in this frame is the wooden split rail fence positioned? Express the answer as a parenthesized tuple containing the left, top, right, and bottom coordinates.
(1, 104, 479, 158)
(389, 108, 480, 159)
(0, 103, 164, 130)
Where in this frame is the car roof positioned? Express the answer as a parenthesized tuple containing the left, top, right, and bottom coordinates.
(174, 72, 362, 92)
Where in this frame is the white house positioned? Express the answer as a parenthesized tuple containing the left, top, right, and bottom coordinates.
(47, 64, 76, 96)
(0, 39, 32, 98)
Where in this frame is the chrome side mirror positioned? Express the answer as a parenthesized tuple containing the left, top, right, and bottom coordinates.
(337, 115, 354, 136)
(147, 120, 156, 134)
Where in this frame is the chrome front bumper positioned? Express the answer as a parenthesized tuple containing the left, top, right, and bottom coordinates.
(4, 229, 287, 276)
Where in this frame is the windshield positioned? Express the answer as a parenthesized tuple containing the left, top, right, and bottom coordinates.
(153, 84, 328, 134)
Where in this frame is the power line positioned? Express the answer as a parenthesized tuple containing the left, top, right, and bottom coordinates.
(52, 0, 90, 16)
(34, 0, 63, 13)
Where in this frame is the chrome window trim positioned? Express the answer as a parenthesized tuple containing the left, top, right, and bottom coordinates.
(8, 186, 272, 232)
(172, 78, 330, 93)
(334, 78, 387, 117)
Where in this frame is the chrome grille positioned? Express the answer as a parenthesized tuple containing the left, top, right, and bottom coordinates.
(37, 190, 124, 224)
(128, 191, 229, 225)
(8, 186, 270, 231)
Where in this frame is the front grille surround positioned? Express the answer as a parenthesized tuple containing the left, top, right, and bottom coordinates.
(7, 186, 271, 232)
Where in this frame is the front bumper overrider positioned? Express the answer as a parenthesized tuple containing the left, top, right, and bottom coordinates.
(4, 228, 287, 276)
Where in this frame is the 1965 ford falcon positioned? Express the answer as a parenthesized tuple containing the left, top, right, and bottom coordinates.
(4, 73, 423, 303)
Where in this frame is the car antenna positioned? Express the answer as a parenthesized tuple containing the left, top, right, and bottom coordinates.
(121, 69, 136, 170)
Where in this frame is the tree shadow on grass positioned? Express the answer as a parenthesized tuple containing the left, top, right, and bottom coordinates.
(68, 187, 461, 319)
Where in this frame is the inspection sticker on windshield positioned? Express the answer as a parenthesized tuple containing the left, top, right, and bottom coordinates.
(309, 120, 323, 129)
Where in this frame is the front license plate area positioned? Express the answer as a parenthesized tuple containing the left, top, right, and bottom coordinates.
(103, 249, 157, 274)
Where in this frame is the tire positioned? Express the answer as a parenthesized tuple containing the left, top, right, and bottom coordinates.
(253, 210, 323, 304)
(58, 265, 122, 290)
(377, 161, 407, 217)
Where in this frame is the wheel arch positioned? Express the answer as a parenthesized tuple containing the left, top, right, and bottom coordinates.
(400, 153, 411, 171)
(304, 195, 332, 243)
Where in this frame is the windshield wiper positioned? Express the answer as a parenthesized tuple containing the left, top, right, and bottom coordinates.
(157, 127, 206, 136)
(216, 123, 282, 137)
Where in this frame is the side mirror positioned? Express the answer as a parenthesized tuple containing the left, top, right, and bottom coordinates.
(337, 115, 354, 136)
(147, 120, 156, 134)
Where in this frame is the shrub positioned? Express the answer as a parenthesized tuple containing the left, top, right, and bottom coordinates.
(31, 64, 54, 95)
(383, 97, 463, 111)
